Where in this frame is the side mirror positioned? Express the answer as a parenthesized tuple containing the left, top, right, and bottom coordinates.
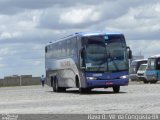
(126, 46, 132, 59)
(128, 49, 132, 59)
(45, 47, 47, 53)
(80, 48, 85, 58)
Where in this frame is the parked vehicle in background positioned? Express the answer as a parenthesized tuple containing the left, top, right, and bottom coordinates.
(145, 55, 160, 83)
(129, 59, 147, 81)
(137, 64, 148, 83)
(45, 32, 132, 93)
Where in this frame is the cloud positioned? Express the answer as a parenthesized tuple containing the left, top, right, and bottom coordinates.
(0, 48, 11, 56)
(37, 0, 159, 31)
(0, 0, 54, 15)
(84, 2, 160, 41)
(37, 6, 100, 30)
(0, 43, 45, 77)
(0, 0, 108, 15)
(0, 64, 5, 67)
(0, 32, 22, 39)
(59, 7, 100, 24)
(127, 40, 160, 58)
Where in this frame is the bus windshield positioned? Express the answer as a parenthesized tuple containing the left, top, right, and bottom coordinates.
(148, 58, 160, 70)
(82, 35, 128, 72)
(138, 64, 147, 71)
(147, 58, 156, 70)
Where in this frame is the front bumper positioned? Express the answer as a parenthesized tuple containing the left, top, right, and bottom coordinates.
(86, 78, 129, 88)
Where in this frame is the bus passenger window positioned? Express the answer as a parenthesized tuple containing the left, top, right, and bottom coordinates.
(45, 47, 48, 53)
(157, 58, 160, 70)
(66, 40, 70, 56)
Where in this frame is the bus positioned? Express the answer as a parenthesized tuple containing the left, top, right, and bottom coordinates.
(145, 55, 160, 83)
(129, 59, 147, 81)
(45, 32, 132, 93)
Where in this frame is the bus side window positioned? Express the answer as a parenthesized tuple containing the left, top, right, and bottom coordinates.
(147, 59, 151, 70)
(66, 40, 70, 56)
(68, 39, 73, 56)
(61, 41, 65, 57)
(64, 40, 67, 57)
(73, 37, 77, 55)
(157, 58, 160, 70)
(60, 42, 64, 58)
(58, 42, 61, 58)
(52, 44, 55, 58)
(48, 45, 51, 58)
(50, 45, 54, 57)
(70, 38, 76, 55)
(148, 59, 156, 70)
(55, 43, 58, 58)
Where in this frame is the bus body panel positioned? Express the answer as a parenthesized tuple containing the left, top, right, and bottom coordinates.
(46, 58, 80, 88)
(145, 55, 160, 82)
(45, 32, 130, 91)
(85, 71, 129, 88)
(87, 79, 128, 88)
(146, 70, 160, 81)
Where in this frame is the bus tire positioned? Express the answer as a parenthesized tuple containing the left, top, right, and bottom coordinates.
(58, 87, 66, 92)
(79, 88, 84, 94)
(76, 76, 91, 94)
(53, 77, 66, 92)
(75, 76, 79, 88)
(52, 79, 57, 92)
(150, 80, 157, 84)
(113, 86, 120, 93)
(143, 80, 149, 84)
(79, 88, 91, 94)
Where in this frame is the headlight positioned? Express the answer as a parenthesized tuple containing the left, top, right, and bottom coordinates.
(86, 77, 97, 80)
(120, 75, 128, 79)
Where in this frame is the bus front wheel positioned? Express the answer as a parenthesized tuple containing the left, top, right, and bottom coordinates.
(76, 77, 91, 94)
(79, 88, 91, 94)
(113, 86, 120, 93)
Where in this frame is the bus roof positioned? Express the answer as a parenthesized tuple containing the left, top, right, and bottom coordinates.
(149, 54, 160, 58)
(75, 32, 123, 37)
(46, 32, 123, 46)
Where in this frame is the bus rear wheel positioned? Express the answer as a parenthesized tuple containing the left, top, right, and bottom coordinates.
(113, 86, 120, 93)
(52, 79, 57, 92)
(150, 80, 157, 84)
(52, 78, 66, 92)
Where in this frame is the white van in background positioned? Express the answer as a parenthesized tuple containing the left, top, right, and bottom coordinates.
(129, 59, 147, 81)
(137, 64, 148, 83)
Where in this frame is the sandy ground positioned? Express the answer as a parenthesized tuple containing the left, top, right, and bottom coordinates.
(0, 81, 160, 114)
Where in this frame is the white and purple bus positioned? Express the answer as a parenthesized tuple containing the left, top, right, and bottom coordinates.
(45, 32, 132, 93)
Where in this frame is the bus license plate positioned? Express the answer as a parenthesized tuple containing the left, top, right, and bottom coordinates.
(106, 82, 113, 85)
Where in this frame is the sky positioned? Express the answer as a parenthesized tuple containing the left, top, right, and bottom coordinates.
(0, 0, 160, 78)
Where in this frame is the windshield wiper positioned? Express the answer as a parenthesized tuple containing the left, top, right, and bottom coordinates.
(108, 52, 119, 71)
(97, 61, 106, 72)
